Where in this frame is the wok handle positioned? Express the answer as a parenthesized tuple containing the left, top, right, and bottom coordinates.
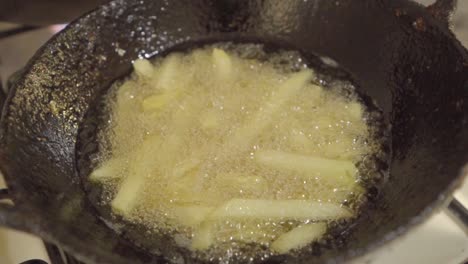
(427, 0, 457, 26)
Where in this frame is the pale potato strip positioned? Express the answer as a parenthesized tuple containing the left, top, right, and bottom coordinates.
(347, 101, 363, 120)
(271, 223, 327, 254)
(255, 150, 357, 186)
(191, 70, 314, 189)
(209, 199, 353, 221)
(111, 135, 161, 215)
(133, 59, 154, 78)
(200, 109, 220, 130)
(172, 158, 200, 178)
(141, 90, 181, 112)
(212, 48, 232, 78)
(172, 205, 215, 228)
(89, 156, 125, 182)
(222, 70, 314, 152)
(158, 99, 205, 174)
(154, 53, 182, 90)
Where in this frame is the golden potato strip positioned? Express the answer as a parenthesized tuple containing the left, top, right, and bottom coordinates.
(111, 136, 161, 215)
(271, 223, 327, 254)
(255, 150, 357, 186)
(210, 199, 353, 221)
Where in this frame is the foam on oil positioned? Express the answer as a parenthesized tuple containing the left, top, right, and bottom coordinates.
(88, 43, 385, 262)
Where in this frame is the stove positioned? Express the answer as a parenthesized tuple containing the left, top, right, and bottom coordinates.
(0, 1, 467, 263)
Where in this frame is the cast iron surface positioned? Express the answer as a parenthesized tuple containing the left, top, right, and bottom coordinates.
(0, 0, 467, 263)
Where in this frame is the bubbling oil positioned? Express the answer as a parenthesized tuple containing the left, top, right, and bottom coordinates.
(87, 43, 386, 262)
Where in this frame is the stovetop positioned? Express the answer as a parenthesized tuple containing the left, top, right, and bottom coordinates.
(0, 0, 467, 263)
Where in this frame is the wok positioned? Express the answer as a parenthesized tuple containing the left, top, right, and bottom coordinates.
(0, 0, 467, 263)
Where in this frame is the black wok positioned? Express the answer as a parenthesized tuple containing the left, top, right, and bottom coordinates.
(0, 0, 467, 263)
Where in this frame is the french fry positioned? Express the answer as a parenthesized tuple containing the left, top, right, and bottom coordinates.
(154, 53, 182, 90)
(210, 199, 353, 221)
(222, 70, 314, 153)
(141, 90, 181, 112)
(157, 110, 200, 171)
(143, 90, 204, 173)
(191, 222, 214, 250)
(133, 59, 154, 79)
(139, 53, 188, 112)
(146, 94, 206, 178)
(317, 185, 363, 204)
(212, 48, 232, 78)
(255, 150, 357, 186)
(347, 102, 363, 120)
(200, 110, 220, 130)
(215, 173, 266, 186)
(111, 169, 146, 215)
(111, 135, 161, 215)
(116, 81, 136, 105)
(172, 158, 200, 178)
(271, 223, 327, 254)
(171, 205, 214, 228)
(189, 70, 315, 190)
(89, 157, 125, 182)
(167, 175, 207, 204)
(102, 47, 372, 254)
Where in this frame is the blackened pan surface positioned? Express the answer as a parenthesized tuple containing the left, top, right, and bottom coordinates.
(0, 0, 467, 263)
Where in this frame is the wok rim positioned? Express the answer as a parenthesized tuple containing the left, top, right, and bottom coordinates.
(0, 0, 467, 263)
